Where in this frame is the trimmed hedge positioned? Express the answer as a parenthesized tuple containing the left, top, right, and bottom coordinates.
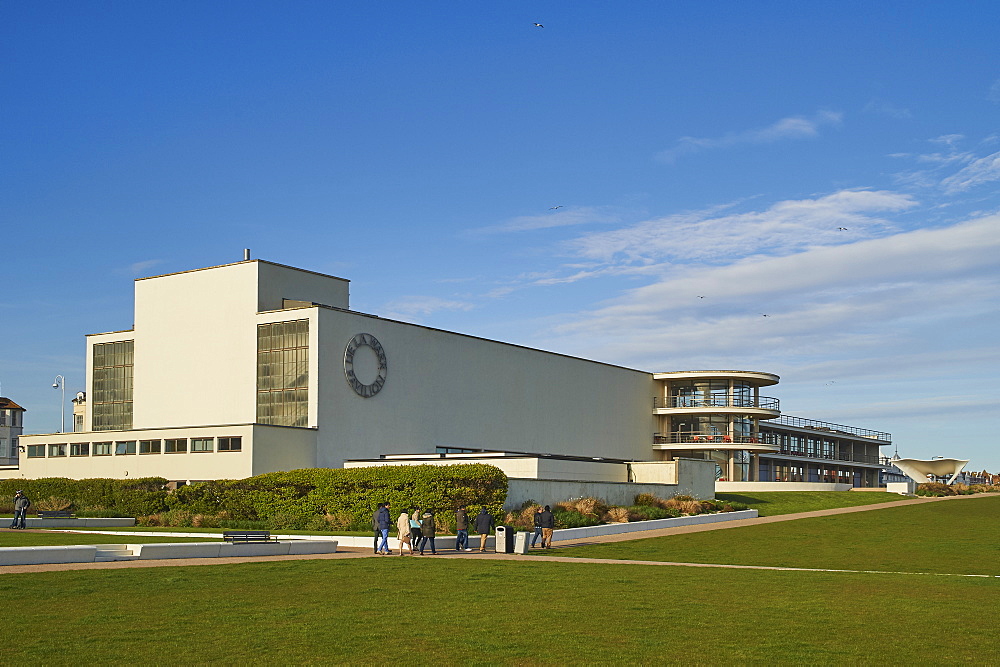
(0, 477, 169, 516)
(164, 464, 508, 530)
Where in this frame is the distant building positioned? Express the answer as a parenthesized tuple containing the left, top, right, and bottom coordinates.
(14, 258, 893, 490)
(0, 397, 26, 467)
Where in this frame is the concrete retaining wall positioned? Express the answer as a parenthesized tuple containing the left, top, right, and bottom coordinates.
(0, 546, 99, 566)
(715, 481, 854, 492)
(549, 509, 758, 541)
(507, 463, 716, 510)
(22, 518, 137, 529)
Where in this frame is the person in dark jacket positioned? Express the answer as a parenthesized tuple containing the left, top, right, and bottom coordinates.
(10, 490, 30, 529)
(474, 507, 495, 552)
(539, 505, 555, 548)
(375, 502, 392, 554)
(455, 506, 471, 551)
(418, 510, 437, 555)
(530, 506, 544, 548)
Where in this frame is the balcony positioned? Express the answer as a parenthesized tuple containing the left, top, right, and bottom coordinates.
(770, 448, 883, 466)
(653, 396, 780, 415)
(652, 432, 778, 451)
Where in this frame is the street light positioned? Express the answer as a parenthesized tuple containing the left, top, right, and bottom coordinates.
(53, 375, 65, 433)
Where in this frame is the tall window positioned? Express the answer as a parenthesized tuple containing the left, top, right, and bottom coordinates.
(257, 320, 309, 427)
(92, 340, 134, 431)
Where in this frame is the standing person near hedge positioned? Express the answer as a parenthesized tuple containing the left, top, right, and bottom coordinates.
(454, 505, 472, 551)
(539, 505, 555, 549)
(409, 507, 423, 555)
(9, 490, 30, 529)
(396, 510, 413, 556)
(418, 509, 437, 555)
(372, 504, 382, 554)
(376, 501, 393, 555)
(530, 506, 544, 548)
(474, 507, 494, 552)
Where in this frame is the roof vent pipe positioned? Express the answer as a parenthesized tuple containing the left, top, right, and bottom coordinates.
(244, 248, 251, 261)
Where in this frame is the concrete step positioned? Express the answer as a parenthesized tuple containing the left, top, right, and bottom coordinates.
(94, 555, 140, 562)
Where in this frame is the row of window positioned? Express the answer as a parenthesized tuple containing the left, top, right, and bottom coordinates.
(26, 437, 242, 459)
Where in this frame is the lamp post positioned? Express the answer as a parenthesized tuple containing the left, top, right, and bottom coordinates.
(53, 375, 65, 433)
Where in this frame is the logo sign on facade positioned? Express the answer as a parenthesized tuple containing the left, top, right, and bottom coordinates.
(343, 333, 387, 397)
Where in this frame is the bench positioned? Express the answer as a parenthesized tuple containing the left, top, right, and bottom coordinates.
(222, 530, 275, 543)
(37, 510, 75, 519)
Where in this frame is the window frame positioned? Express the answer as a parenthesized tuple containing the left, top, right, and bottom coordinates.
(218, 436, 242, 452)
(164, 438, 187, 454)
(70, 443, 90, 457)
(190, 437, 214, 453)
(139, 439, 162, 455)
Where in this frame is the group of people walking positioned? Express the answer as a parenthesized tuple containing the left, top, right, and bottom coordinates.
(371, 502, 556, 554)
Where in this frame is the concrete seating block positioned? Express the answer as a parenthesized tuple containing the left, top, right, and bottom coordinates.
(286, 540, 339, 555)
(129, 542, 223, 559)
(222, 542, 291, 557)
(0, 546, 98, 566)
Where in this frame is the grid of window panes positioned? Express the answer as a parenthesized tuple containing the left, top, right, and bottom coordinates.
(256, 320, 309, 427)
(92, 340, 134, 431)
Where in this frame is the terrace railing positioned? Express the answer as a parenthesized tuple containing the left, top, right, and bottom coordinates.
(653, 396, 780, 411)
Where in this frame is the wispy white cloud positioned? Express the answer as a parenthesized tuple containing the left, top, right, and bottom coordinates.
(657, 110, 843, 163)
(381, 295, 475, 323)
(127, 259, 164, 275)
(542, 212, 1000, 369)
(863, 99, 912, 119)
(940, 151, 1000, 194)
(474, 206, 622, 234)
(989, 78, 1000, 104)
(563, 189, 914, 269)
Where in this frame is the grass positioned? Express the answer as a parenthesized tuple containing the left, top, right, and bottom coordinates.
(715, 490, 911, 515)
(560, 494, 1000, 575)
(0, 532, 215, 547)
(0, 557, 997, 663)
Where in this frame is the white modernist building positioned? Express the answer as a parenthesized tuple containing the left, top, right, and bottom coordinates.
(14, 259, 892, 491)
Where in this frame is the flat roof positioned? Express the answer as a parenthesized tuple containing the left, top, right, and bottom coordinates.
(135, 259, 350, 284)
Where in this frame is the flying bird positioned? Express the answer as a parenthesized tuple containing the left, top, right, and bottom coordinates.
(837, 227, 848, 231)
(760, 313, 770, 317)
(549, 205, 563, 210)
(697, 295, 705, 299)
(533, 23, 544, 28)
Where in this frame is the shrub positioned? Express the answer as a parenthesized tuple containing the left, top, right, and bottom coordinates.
(163, 464, 507, 528)
(915, 482, 954, 497)
(35, 496, 74, 511)
(553, 510, 600, 529)
(604, 506, 630, 523)
(0, 477, 170, 516)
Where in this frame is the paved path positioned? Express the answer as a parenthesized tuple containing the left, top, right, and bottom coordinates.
(2, 492, 995, 576)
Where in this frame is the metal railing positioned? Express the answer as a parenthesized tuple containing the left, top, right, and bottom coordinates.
(776, 448, 881, 465)
(653, 432, 765, 445)
(653, 396, 780, 411)
(771, 415, 890, 442)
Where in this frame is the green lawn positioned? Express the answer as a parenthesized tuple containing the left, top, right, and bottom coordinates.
(560, 495, 1000, 575)
(0, 532, 214, 547)
(715, 490, 911, 515)
(0, 557, 997, 663)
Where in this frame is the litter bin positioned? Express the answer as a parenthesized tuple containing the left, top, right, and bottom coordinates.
(513, 530, 530, 555)
(495, 525, 516, 553)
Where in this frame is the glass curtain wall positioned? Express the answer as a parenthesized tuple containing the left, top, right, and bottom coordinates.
(92, 340, 134, 431)
(256, 320, 309, 427)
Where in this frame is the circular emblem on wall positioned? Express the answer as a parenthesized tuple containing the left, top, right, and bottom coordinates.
(344, 333, 387, 398)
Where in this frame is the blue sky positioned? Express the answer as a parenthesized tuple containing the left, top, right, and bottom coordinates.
(3, 2, 999, 470)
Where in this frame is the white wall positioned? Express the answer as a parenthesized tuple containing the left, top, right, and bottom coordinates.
(314, 307, 656, 467)
(132, 262, 260, 429)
